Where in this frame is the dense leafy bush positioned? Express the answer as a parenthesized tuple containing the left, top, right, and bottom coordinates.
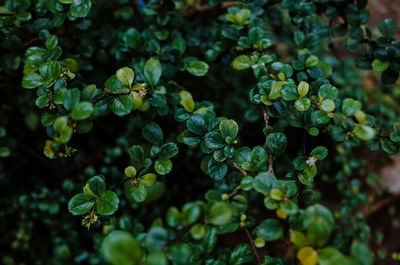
(2, 0, 400, 264)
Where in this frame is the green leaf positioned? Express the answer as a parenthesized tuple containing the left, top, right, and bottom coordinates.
(350, 242, 374, 265)
(179, 90, 195, 112)
(320, 99, 335, 112)
(35, 95, 49, 108)
(232, 55, 252, 70)
(63, 88, 80, 111)
(101, 231, 143, 265)
(380, 138, 399, 154)
(310, 146, 328, 160)
(116, 67, 135, 87)
(141, 173, 157, 187)
(208, 159, 227, 180)
(280, 200, 298, 215)
(70, 0, 91, 18)
(71, 101, 94, 120)
(97, 190, 119, 215)
(22, 73, 44, 89)
(353, 125, 376, 141)
(342, 98, 362, 116)
(166, 207, 181, 227)
(146, 251, 168, 265)
(318, 84, 338, 100)
(252, 172, 278, 194)
(154, 158, 172, 175)
(219, 119, 239, 139)
(122, 28, 141, 49)
(269, 81, 283, 100)
(187, 61, 209, 76)
(297, 81, 309, 97)
(144, 57, 162, 86)
(145, 227, 169, 251)
(230, 244, 253, 265)
(371, 59, 389, 72)
(186, 115, 207, 135)
(68, 193, 95, 216)
(234, 8, 251, 25)
(105, 75, 130, 93)
(305, 55, 319, 68)
(295, 98, 311, 111)
(205, 132, 226, 149)
(281, 83, 298, 101)
(112, 95, 134, 116)
(142, 123, 164, 145)
(45, 35, 58, 50)
(318, 248, 356, 265)
(290, 230, 308, 248)
(202, 227, 217, 254)
(306, 217, 331, 247)
(255, 219, 283, 241)
(303, 204, 334, 228)
(159, 143, 178, 159)
(251, 146, 268, 170)
(265, 132, 287, 157)
(130, 184, 147, 202)
(88, 176, 106, 196)
(234, 147, 252, 166)
(207, 202, 232, 226)
(167, 244, 191, 265)
(172, 37, 186, 55)
(378, 18, 398, 39)
(129, 145, 144, 162)
(190, 224, 206, 240)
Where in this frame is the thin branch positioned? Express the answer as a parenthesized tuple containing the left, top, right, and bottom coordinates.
(228, 188, 241, 199)
(260, 105, 269, 127)
(311, 101, 356, 126)
(92, 88, 130, 104)
(268, 156, 274, 174)
(231, 160, 247, 176)
(23, 37, 41, 47)
(244, 227, 262, 264)
(362, 195, 400, 218)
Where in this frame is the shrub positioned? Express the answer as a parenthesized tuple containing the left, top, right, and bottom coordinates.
(1, 0, 400, 264)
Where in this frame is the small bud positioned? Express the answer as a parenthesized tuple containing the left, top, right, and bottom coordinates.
(221, 193, 229, 201)
(240, 214, 247, 222)
(124, 166, 137, 178)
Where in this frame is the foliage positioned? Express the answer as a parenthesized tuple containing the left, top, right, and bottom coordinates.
(1, 0, 400, 264)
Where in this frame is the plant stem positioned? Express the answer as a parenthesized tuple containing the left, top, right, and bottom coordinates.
(244, 227, 261, 264)
(232, 160, 247, 176)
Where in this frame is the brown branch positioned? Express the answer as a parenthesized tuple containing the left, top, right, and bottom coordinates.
(23, 37, 41, 47)
(183, 1, 238, 18)
(260, 105, 269, 127)
(92, 88, 130, 104)
(362, 195, 400, 218)
(231, 160, 247, 176)
(268, 156, 274, 174)
(244, 227, 262, 264)
(228, 187, 241, 199)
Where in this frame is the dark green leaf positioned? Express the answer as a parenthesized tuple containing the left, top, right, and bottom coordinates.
(142, 123, 164, 145)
